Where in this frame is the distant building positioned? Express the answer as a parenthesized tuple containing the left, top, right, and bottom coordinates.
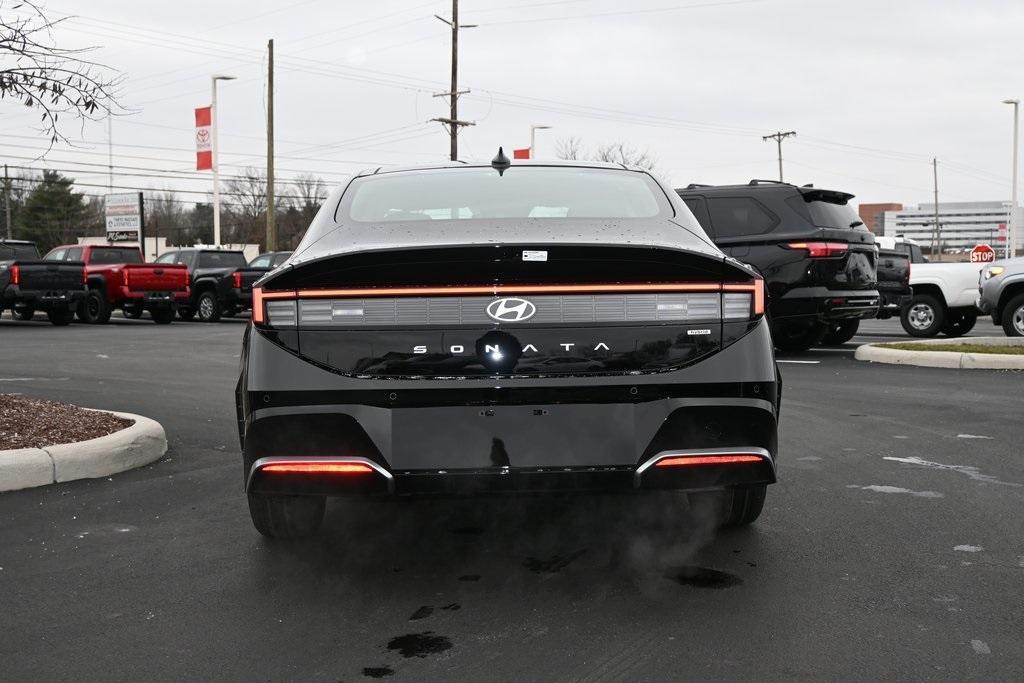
(858, 203, 903, 235)
(882, 201, 1017, 255)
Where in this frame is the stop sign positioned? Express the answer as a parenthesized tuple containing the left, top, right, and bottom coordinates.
(970, 244, 996, 263)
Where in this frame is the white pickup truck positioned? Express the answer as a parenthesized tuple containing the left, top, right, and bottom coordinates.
(876, 236, 985, 337)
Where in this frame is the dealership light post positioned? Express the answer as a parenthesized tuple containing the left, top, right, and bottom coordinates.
(1003, 98, 1019, 258)
(530, 124, 552, 158)
(211, 74, 236, 248)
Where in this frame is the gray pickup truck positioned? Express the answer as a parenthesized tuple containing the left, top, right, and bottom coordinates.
(0, 239, 86, 325)
(977, 257, 1024, 337)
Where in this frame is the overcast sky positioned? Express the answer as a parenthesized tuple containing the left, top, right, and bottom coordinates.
(4, 0, 1023, 209)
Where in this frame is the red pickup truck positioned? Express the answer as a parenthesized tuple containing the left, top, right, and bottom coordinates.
(43, 244, 190, 324)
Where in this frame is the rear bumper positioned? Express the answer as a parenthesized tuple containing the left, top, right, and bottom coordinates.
(118, 288, 190, 310)
(772, 286, 880, 322)
(238, 319, 780, 498)
(222, 287, 252, 310)
(2, 286, 84, 310)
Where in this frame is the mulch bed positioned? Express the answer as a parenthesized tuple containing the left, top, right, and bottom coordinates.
(0, 394, 133, 451)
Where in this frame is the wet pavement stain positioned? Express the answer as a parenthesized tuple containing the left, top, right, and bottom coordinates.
(409, 606, 433, 621)
(523, 549, 587, 573)
(668, 566, 744, 589)
(451, 526, 485, 535)
(387, 632, 453, 658)
(362, 666, 395, 678)
(457, 574, 481, 582)
(440, 603, 460, 611)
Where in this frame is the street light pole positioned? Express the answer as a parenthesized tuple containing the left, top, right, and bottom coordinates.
(211, 74, 236, 247)
(529, 124, 552, 159)
(1003, 99, 1019, 258)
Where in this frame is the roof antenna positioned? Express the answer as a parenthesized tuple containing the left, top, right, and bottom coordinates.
(491, 146, 511, 176)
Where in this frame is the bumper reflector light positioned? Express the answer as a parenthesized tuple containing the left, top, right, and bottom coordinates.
(260, 462, 374, 475)
(654, 454, 764, 467)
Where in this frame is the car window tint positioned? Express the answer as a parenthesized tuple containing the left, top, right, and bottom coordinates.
(272, 252, 291, 266)
(45, 249, 67, 261)
(198, 252, 246, 268)
(89, 248, 142, 264)
(153, 251, 178, 264)
(706, 197, 777, 237)
(249, 255, 272, 268)
(681, 196, 712, 235)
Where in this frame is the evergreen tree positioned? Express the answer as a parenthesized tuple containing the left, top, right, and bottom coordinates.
(17, 171, 88, 250)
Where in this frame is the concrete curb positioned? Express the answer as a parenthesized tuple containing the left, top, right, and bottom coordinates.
(0, 411, 167, 493)
(854, 336, 1024, 370)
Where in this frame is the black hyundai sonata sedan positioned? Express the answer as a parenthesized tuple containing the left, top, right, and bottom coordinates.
(236, 157, 780, 538)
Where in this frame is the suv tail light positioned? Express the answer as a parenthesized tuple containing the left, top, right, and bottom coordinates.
(232, 271, 243, 288)
(784, 242, 849, 258)
(122, 269, 130, 287)
(10, 265, 19, 285)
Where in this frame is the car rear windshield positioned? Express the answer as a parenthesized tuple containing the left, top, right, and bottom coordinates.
(344, 166, 668, 222)
(88, 248, 142, 264)
(0, 243, 40, 260)
(786, 195, 862, 230)
(198, 252, 247, 268)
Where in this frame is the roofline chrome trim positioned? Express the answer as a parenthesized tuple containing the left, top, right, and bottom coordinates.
(633, 446, 772, 488)
(247, 455, 395, 493)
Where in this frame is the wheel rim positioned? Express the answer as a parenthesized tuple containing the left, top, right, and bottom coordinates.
(199, 297, 213, 318)
(908, 303, 935, 330)
(1013, 304, 1024, 335)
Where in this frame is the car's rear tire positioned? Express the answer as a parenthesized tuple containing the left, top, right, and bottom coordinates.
(196, 291, 221, 323)
(900, 294, 945, 337)
(820, 319, 859, 346)
(941, 309, 977, 337)
(151, 308, 174, 325)
(1001, 293, 1024, 337)
(247, 493, 326, 539)
(177, 306, 196, 321)
(47, 308, 73, 326)
(78, 288, 111, 324)
(689, 485, 767, 528)
(772, 321, 827, 352)
(12, 306, 34, 321)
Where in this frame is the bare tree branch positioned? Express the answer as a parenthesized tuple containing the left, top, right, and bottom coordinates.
(0, 1, 124, 150)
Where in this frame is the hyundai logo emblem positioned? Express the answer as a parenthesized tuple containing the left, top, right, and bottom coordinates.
(486, 297, 536, 322)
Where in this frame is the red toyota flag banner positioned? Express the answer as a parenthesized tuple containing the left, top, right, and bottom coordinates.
(513, 148, 530, 159)
(195, 106, 212, 170)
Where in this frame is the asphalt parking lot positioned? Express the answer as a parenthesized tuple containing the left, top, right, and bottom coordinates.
(1, 315, 1021, 680)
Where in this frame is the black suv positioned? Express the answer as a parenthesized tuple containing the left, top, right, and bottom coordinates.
(676, 181, 879, 351)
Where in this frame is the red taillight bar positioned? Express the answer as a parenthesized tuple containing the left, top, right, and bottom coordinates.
(232, 271, 243, 288)
(122, 269, 130, 287)
(654, 454, 765, 467)
(247, 456, 395, 493)
(10, 264, 19, 285)
(260, 462, 374, 475)
(785, 241, 849, 258)
(253, 279, 766, 323)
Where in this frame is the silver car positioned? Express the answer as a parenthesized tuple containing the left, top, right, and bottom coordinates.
(977, 257, 1024, 336)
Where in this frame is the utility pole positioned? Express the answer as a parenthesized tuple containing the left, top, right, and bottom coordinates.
(1003, 98, 1019, 258)
(266, 38, 276, 252)
(107, 115, 113, 192)
(762, 130, 796, 181)
(932, 158, 941, 259)
(432, 0, 476, 161)
(4, 164, 11, 239)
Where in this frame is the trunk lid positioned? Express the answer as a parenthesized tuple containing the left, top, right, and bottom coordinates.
(124, 264, 189, 292)
(14, 261, 84, 292)
(257, 245, 762, 379)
